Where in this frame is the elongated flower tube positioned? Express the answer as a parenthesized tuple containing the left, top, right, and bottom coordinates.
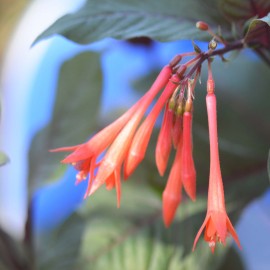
(53, 65, 172, 202)
(155, 105, 174, 176)
(124, 67, 186, 178)
(89, 65, 173, 205)
(51, 96, 144, 196)
(181, 110, 196, 201)
(193, 91, 241, 253)
(162, 137, 183, 227)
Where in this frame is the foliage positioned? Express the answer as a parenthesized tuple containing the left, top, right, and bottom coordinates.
(34, 0, 270, 48)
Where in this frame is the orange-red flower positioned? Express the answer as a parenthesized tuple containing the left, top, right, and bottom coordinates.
(181, 110, 196, 201)
(51, 96, 143, 196)
(124, 73, 181, 178)
(193, 209, 241, 253)
(193, 91, 241, 253)
(52, 65, 173, 206)
(155, 105, 174, 176)
(162, 137, 183, 227)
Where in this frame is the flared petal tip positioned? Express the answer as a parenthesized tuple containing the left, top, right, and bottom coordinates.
(226, 216, 242, 250)
(49, 144, 81, 153)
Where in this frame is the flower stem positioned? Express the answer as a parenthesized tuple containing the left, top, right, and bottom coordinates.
(186, 40, 245, 79)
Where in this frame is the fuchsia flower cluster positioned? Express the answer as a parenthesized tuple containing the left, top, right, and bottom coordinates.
(52, 22, 242, 253)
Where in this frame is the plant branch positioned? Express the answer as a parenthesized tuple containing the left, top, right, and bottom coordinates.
(185, 40, 245, 79)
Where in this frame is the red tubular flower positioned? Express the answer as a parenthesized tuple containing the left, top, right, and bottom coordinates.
(52, 65, 173, 204)
(155, 105, 174, 176)
(162, 137, 183, 227)
(51, 97, 143, 196)
(193, 91, 241, 253)
(181, 110, 196, 201)
(87, 65, 173, 205)
(124, 73, 181, 178)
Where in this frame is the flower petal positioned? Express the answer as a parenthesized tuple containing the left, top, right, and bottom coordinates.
(211, 211, 227, 244)
(226, 216, 242, 249)
(192, 214, 210, 251)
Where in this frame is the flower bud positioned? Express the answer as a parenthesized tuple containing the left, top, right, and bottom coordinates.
(208, 39, 217, 50)
(196, 21, 209, 31)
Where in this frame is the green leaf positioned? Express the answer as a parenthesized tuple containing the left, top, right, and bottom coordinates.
(34, 0, 232, 45)
(27, 51, 102, 195)
(36, 213, 86, 270)
(0, 151, 9, 166)
(244, 13, 270, 48)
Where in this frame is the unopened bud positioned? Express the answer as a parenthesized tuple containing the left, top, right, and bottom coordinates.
(196, 21, 209, 31)
(208, 39, 217, 50)
(176, 65, 187, 78)
(169, 97, 176, 110)
(185, 100, 193, 112)
(192, 41, 201, 54)
(176, 100, 185, 116)
(169, 54, 182, 67)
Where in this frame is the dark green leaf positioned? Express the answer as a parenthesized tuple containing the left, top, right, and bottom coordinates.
(36, 213, 86, 270)
(27, 51, 102, 194)
(34, 0, 232, 45)
(0, 151, 9, 166)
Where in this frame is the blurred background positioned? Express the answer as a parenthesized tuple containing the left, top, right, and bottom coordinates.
(0, 1, 269, 269)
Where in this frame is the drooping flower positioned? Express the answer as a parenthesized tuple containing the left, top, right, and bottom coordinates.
(124, 71, 185, 178)
(90, 66, 174, 202)
(181, 109, 196, 201)
(162, 135, 183, 227)
(193, 85, 241, 252)
(155, 104, 174, 176)
(52, 65, 174, 205)
(51, 95, 144, 196)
